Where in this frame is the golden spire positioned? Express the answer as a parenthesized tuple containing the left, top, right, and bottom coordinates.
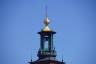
(42, 6, 52, 31)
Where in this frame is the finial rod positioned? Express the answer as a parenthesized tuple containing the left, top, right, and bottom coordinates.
(45, 5, 48, 18)
(30, 51, 32, 62)
(62, 54, 64, 62)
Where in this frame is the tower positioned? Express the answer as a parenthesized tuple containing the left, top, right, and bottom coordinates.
(37, 16, 56, 59)
(29, 9, 65, 64)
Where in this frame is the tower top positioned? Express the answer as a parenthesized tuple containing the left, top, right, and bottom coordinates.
(29, 7, 65, 64)
(42, 6, 52, 31)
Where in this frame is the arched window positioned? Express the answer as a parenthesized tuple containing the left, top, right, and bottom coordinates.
(44, 40, 48, 49)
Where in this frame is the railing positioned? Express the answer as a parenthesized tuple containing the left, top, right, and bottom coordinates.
(38, 48, 57, 56)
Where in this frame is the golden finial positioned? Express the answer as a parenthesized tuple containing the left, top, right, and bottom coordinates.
(42, 6, 52, 31)
(44, 6, 50, 26)
(44, 17, 50, 26)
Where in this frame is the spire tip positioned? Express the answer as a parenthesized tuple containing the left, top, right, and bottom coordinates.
(45, 5, 48, 18)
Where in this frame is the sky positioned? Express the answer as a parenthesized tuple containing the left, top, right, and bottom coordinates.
(0, 0, 96, 64)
